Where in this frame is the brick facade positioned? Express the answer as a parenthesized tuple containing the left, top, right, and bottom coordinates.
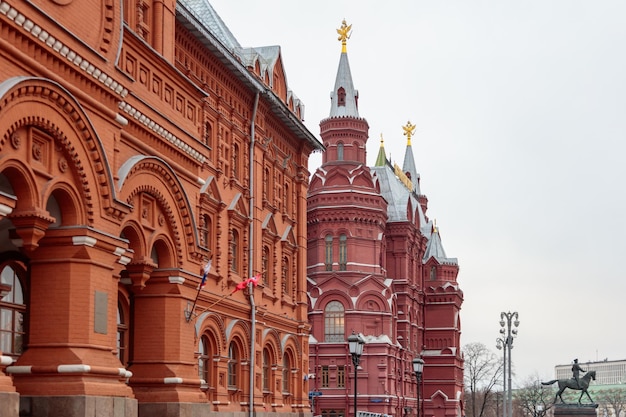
(0, 1, 321, 416)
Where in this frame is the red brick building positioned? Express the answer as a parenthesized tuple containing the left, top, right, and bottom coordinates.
(0, 1, 322, 416)
(307, 23, 464, 417)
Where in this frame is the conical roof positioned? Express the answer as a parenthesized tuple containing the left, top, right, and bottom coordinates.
(328, 20, 359, 118)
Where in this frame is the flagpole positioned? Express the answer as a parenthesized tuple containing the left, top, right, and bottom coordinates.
(187, 271, 260, 322)
(186, 256, 212, 322)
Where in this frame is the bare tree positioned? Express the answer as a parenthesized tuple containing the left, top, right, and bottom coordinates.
(463, 342, 504, 417)
(514, 374, 554, 417)
(596, 387, 626, 417)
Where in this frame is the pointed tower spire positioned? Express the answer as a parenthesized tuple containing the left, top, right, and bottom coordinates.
(375, 134, 388, 166)
(401, 121, 421, 194)
(329, 19, 359, 118)
(320, 20, 369, 166)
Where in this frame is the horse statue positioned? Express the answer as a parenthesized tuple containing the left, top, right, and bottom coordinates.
(542, 370, 596, 404)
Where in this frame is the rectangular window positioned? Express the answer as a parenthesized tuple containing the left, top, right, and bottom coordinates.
(337, 365, 345, 388)
(339, 234, 347, 271)
(325, 236, 333, 271)
(321, 366, 329, 388)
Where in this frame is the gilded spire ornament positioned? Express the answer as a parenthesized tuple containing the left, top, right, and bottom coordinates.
(337, 19, 352, 53)
(402, 121, 416, 146)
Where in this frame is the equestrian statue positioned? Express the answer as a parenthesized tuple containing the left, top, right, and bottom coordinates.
(542, 359, 595, 405)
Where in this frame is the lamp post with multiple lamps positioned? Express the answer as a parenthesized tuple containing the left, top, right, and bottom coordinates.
(497, 312, 519, 417)
(348, 332, 365, 417)
(413, 357, 424, 417)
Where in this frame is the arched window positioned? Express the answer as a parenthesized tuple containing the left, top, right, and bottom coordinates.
(233, 143, 240, 180)
(324, 235, 333, 271)
(0, 263, 26, 360)
(205, 121, 213, 148)
(284, 183, 290, 216)
(282, 354, 290, 393)
(324, 301, 345, 342)
(339, 234, 347, 271)
(262, 348, 271, 391)
(200, 214, 212, 250)
(230, 229, 239, 273)
(198, 335, 210, 387)
(228, 342, 239, 388)
(262, 246, 270, 287)
(282, 256, 291, 295)
(337, 87, 346, 106)
(337, 143, 344, 161)
(117, 300, 128, 367)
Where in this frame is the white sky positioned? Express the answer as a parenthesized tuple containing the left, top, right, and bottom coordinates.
(209, 0, 626, 385)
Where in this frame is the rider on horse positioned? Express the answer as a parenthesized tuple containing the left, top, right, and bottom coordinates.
(572, 359, 586, 388)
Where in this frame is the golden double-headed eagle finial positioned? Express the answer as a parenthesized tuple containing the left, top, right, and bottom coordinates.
(402, 121, 416, 145)
(337, 19, 352, 53)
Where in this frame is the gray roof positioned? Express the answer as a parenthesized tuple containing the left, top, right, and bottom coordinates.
(328, 51, 360, 118)
(181, 0, 241, 51)
(176, 0, 323, 151)
(372, 164, 457, 266)
(402, 143, 421, 195)
(423, 226, 458, 265)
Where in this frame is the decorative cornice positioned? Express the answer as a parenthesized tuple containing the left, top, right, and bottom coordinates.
(118, 101, 207, 165)
(0, 1, 128, 98)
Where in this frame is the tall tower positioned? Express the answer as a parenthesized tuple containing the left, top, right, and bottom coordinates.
(307, 20, 464, 417)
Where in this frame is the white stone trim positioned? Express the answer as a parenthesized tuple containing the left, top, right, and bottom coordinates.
(72, 236, 97, 247)
(163, 377, 183, 384)
(0, 355, 13, 366)
(168, 276, 185, 284)
(0, 1, 128, 98)
(58, 364, 91, 373)
(5, 365, 31, 374)
(118, 101, 207, 165)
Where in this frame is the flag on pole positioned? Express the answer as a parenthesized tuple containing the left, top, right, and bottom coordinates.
(232, 273, 261, 293)
(197, 259, 212, 290)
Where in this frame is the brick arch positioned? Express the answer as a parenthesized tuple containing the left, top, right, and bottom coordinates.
(262, 328, 282, 361)
(120, 220, 148, 261)
(46, 180, 85, 226)
(355, 291, 390, 313)
(316, 290, 354, 311)
(280, 334, 302, 363)
(0, 77, 117, 224)
(150, 233, 176, 269)
(0, 160, 40, 212)
(195, 312, 227, 356)
(118, 155, 198, 265)
(224, 319, 251, 360)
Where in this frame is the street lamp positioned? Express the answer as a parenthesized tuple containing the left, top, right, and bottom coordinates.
(496, 337, 507, 417)
(498, 312, 519, 417)
(348, 332, 365, 417)
(413, 357, 424, 417)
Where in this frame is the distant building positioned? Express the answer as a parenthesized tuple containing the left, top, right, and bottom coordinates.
(555, 359, 626, 385)
(306, 21, 464, 417)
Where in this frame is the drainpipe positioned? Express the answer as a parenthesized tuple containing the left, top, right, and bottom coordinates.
(248, 91, 260, 417)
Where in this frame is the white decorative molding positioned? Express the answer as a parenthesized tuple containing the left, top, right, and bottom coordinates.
(163, 377, 183, 384)
(72, 236, 97, 247)
(118, 101, 207, 165)
(58, 364, 91, 373)
(168, 276, 185, 284)
(0, 1, 128, 98)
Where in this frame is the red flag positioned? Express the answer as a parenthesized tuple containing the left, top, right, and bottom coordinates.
(232, 274, 260, 293)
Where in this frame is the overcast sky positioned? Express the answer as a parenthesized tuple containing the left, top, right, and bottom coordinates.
(209, 0, 626, 385)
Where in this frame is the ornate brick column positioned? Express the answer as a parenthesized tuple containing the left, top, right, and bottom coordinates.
(6, 226, 136, 416)
(0, 278, 18, 415)
(126, 264, 207, 415)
